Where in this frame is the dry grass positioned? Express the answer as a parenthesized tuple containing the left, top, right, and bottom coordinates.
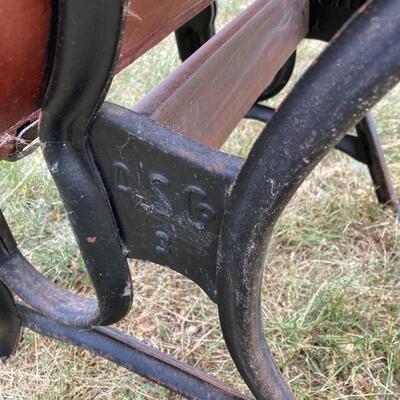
(1, 1, 399, 398)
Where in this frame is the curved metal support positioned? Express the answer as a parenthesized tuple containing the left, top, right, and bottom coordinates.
(245, 104, 275, 124)
(175, 2, 217, 62)
(217, 0, 400, 398)
(0, 281, 20, 361)
(0, 0, 133, 328)
(19, 303, 250, 400)
(245, 104, 400, 216)
(258, 52, 297, 102)
(356, 114, 400, 216)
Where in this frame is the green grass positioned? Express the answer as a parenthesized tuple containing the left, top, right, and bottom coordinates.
(1, 1, 400, 398)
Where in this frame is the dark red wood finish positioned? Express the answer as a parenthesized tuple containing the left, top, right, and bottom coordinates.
(0, 0, 213, 157)
(0, 0, 51, 158)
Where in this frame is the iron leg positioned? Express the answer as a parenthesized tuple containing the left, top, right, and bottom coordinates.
(356, 113, 400, 216)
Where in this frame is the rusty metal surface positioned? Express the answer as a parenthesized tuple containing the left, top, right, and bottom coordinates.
(19, 303, 251, 400)
(134, 0, 309, 149)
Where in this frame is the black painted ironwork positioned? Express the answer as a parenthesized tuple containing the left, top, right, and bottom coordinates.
(90, 104, 242, 300)
(175, 2, 217, 62)
(0, 280, 20, 362)
(245, 103, 400, 216)
(356, 114, 400, 215)
(217, 1, 400, 397)
(19, 302, 250, 400)
(0, 0, 133, 328)
(1, 0, 400, 399)
(309, 0, 367, 41)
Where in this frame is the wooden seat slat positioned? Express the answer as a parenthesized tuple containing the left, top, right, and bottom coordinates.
(0, 0, 213, 156)
(120, 0, 214, 71)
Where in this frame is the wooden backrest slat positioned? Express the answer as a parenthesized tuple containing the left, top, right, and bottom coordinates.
(134, 0, 309, 149)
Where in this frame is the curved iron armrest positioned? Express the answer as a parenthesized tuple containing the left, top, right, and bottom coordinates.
(0, 0, 133, 328)
(217, 0, 400, 398)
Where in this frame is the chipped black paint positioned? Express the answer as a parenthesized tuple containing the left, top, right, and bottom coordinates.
(90, 105, 242, 300)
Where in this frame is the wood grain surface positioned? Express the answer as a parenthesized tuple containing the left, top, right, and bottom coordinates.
(0, 0, 213, 156)
(0, 0, 51, 158)
(134, 0, 309, 149)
